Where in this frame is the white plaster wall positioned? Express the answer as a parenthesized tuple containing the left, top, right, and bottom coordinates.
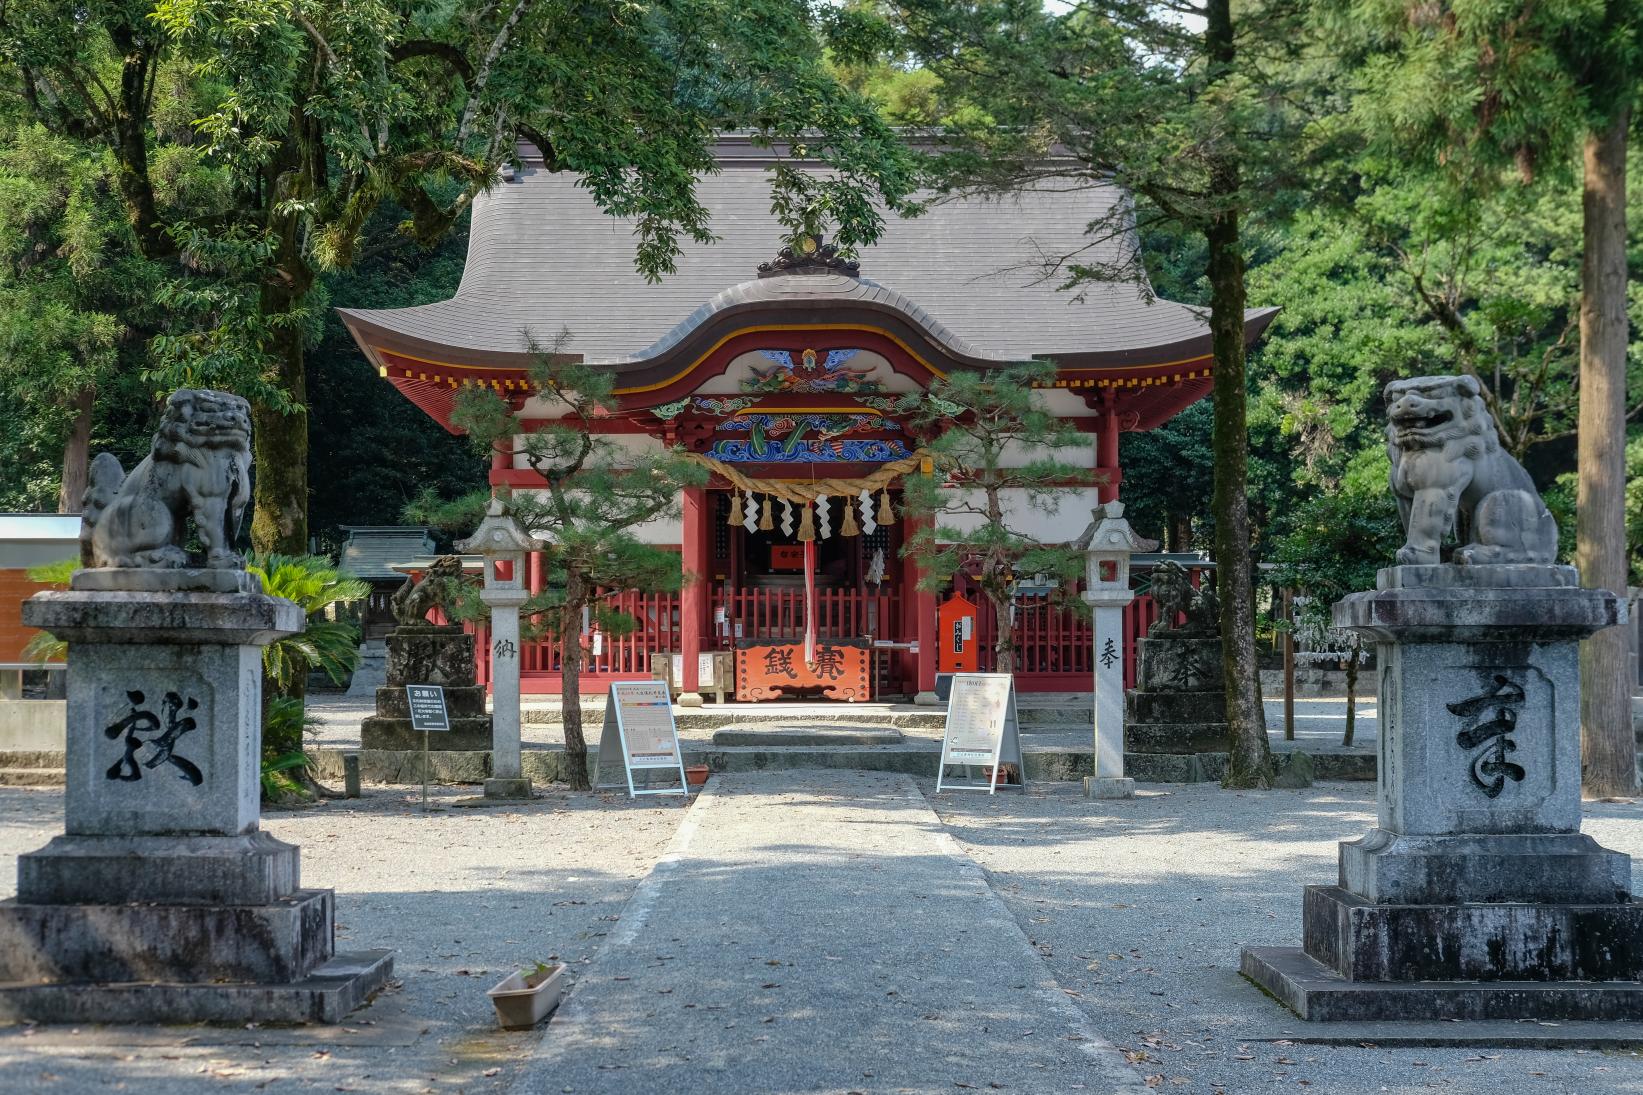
(509, 430, 667, 470)
(933, 486, 1101, 544)
(507, 487, 682, 546)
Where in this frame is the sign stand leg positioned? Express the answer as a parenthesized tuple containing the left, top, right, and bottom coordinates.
(422, 728, 430, 811)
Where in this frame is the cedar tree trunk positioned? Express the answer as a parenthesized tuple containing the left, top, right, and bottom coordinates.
(58, 386, 93, 513)
(559, 572, 592, 791)
(1342, 635, 1360, 749)
(1576, 109, 1635, 798)
(1205, 0, 1271, 790)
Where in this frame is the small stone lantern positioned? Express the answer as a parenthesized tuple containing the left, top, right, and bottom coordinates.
(1082, 501, 1144, 799)
(456, 498, 544, 800)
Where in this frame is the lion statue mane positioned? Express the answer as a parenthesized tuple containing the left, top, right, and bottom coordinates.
(1384, 375, 1557, 566)
(390, 554, 468, 626)
(81, 389, 253, 570)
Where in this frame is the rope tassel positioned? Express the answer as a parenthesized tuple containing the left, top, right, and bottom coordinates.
(759, 494, 774, 531)
(877, 490, 895, 526)
(728, 491, 743, 527)
(841, 496, 859, 536)
(797, 502, 816, 542)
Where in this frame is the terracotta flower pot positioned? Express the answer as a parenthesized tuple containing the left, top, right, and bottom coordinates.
(685, 764, 710, 788)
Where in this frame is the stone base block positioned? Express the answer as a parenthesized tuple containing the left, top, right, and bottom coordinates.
(1242, 945, 1643, 1022)
(0, 888, 334, 984)
(1084, 776, 1135, 799)
(1340, 829, 1631, 904)
(1302, 885, 1643, 982)
(17, 831, 300, 906)
(1136, 635, 1224, 692)
(1125, 721, 1229, 755)
(0, 950, 393, 1026)
(483, 777, 533, 800)
(1126, 691, 1226, 724)
(373, 684, 486, 720)
(361, 716, 493, 751)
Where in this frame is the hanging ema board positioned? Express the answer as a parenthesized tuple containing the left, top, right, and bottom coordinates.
(594, 680, 690, 798)
(936, 672, 1024, 794)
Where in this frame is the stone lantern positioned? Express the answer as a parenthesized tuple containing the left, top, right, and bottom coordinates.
(1082, 501, 1144, 799)
(456, 498, 544, 800)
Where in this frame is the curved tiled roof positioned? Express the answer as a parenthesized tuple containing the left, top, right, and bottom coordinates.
(339, 138, 1269, 367)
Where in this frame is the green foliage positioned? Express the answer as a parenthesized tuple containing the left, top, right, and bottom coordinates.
(896, 360, 1091, 672)
(248, 553, 369, 695)
(260, 696, 317, 802)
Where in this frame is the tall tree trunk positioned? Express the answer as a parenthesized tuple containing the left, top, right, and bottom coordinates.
(990, 588, 1015, 674)
(559, 574, 591, 791)
(249, 162, 313, 556)
(58, 386, 94, 513)
(1342, 635, 1360, 748)
(1576, 109, 1635, 798)
(1205, 0, 1272, 790)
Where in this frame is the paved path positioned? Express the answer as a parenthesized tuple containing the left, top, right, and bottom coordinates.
(511, 770, 1148, 1094)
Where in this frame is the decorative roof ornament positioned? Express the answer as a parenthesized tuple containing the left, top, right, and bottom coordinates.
(757, 233, 860, 278)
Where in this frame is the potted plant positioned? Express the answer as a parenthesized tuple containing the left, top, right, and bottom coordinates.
(487, 961, 566, 1030)
(685, 763, 710, 789)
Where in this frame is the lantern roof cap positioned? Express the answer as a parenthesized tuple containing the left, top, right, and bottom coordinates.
(454, 497, 545, 555)
(1087, 501, 1144, 554)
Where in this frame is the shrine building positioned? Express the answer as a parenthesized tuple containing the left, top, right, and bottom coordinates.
(339, 137, 1274, 703)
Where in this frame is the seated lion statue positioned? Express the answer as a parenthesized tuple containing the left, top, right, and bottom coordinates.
(82, 389, 253, 570)
(1384, 375, 1557, 566)
(390, 554, 468, 626)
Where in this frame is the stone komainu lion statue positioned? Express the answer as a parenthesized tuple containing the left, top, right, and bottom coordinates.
(81, 389, 253, 570)
(390, 554, 467, 626)
(1384, 375, 1558, 566)
(1147, 560, 1218, 637)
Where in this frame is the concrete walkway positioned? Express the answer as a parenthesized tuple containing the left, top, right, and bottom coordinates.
(511, 770, 1148, 1094)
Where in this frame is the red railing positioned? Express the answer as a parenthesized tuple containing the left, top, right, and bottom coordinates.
(710, 587, 899, 644)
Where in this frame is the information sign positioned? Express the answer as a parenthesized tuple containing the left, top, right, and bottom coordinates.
(936, 673, 1024, 794)
(594, 681, 689, 797)
(405, 685, 450, 732)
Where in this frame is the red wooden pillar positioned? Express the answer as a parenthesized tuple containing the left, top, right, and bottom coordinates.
(678, 486, 710, 706)
(490, 439, 510, 486)
(902, 513, 940, 704)
(1096, 397, 1122, 503)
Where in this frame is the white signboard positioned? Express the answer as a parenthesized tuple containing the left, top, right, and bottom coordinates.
(595, 681, 689, 797)
(937, 673, 1024, 794)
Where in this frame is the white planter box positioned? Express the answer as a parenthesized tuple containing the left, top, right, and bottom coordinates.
(487, 963, 567, 1030)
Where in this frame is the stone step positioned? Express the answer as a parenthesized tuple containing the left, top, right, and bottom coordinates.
(0, 769, 65, 787)
(710, 724, 906, 747)
(0, 750, 66, 769)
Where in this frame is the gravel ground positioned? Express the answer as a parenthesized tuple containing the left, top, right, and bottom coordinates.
(927, 779, 1643, 1095)
(0, 784, 683, 1094)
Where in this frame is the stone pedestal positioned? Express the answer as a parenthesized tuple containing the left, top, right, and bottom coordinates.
(360, 624, 491, 750)
(479, 588, 531, 800)
(1085, 588, 1135, 799)
(1242, 565, 1639, 1021)
(1124, 635, 1228, 754)
(2, 578, 392, 1024)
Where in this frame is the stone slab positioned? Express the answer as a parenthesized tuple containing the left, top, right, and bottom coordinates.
(1376, 564, 1578, 591)
(710, 724, 906, 747)
(1127, 691, 1227, 724)
(1338, 829, 1630, 904)
(18, 831, 301, 905)
(0, 888, 333, 984)
(0, 949, 393, 1026)
(22, 589, 302, 647)
(1301, 884, 1643, 982)
(71, 568, 263, 594)
(372, 684, 486, 720)
(1125, 721, 1229, 755)
(1242, 945, 1643, 1022)
(1084, 775, 1135, 799)
(1335, 582, 1623, 643)
(360, 716, 493, 751)
(482, 776, 533, 799)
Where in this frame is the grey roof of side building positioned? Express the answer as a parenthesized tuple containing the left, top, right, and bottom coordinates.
(338, 527, 436, 581)
(338, 137, 1261, 363)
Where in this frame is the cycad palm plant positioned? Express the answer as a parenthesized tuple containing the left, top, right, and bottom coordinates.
(247, 554, 370, 695)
